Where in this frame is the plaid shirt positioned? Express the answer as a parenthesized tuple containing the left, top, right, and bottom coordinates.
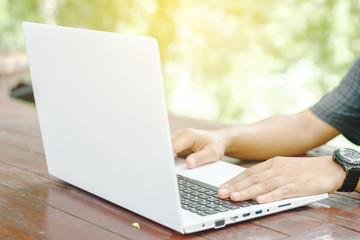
(310, 57, 360, 145)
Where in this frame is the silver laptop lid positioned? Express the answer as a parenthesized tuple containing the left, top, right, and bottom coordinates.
(23, 22, 184, 233)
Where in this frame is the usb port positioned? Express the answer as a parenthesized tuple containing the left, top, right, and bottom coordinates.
(255, 210, 262, 215)
(243, 213, 250, 217)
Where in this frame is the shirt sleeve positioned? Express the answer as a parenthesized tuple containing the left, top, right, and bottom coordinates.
(310, 56, 360, 145)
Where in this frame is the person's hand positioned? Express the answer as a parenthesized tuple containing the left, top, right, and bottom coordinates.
(218, 156, 346, 203)
(171, 128, 226, 169)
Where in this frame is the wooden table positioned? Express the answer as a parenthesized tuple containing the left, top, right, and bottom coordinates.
(1, 97, 360, 240)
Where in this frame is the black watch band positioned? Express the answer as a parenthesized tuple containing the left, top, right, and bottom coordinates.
(338, 169, 359, 192)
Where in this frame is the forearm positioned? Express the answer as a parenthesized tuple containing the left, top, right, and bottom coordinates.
(216, 109, 340, 160)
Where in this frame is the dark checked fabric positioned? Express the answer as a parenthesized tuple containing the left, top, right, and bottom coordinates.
(310, 56, 360, 145)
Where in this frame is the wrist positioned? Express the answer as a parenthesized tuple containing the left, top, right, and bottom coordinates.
(212, 126, 248, 156)
(212, 128, 235, 152)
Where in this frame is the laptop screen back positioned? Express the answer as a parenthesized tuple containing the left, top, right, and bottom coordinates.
(23, 22, 184, 233)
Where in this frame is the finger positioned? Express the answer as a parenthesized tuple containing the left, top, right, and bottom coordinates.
(171, 129, 186, 142)
(171, 128, 197, 143)
(256, 183, 300, 203)
(218, 169, 277, 199)
(176, 149, 193, 158)
(220, 160, 272, 188)
(172, 133, 195, 154)
(186, 146, 220, 169)
(228, 176, 286, 202)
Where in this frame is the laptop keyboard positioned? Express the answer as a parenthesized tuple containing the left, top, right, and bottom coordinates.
(178, 174, 259, 216)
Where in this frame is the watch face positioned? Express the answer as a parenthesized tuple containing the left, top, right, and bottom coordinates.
(339, 148, 360, 164)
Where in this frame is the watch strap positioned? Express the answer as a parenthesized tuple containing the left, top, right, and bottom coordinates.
(337, 168, 360, 192)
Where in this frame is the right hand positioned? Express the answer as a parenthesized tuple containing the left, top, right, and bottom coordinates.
(171, 128, 226, 169)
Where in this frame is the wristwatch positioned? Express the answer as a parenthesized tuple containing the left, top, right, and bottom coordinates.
(333, 148, 360, 192)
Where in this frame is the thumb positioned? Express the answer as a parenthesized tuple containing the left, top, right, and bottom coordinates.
(186, 146, 222, 169)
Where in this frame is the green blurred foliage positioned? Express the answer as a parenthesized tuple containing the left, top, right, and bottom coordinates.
(1, 0, 360, 124)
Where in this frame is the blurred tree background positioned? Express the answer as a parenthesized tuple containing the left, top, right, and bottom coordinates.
(1, 0, 360, 125)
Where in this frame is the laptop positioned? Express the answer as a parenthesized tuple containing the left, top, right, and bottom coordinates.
(22, 22, 328, 234)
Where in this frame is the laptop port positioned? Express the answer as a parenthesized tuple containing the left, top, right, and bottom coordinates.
(255, 210, 262, 215)
(243, 213, 250, 217)
(279, 203, 291, 208)
(214, 219, 225, 228)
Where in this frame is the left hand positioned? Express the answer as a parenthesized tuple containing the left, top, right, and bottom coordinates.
(218, 156, 346, 203)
